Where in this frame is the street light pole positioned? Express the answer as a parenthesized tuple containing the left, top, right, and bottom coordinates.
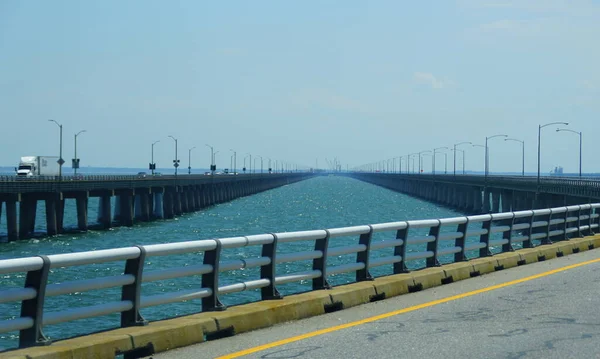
(418, 151, 431, 174)
(188, 146, 196, 175)
(168, 135, 178, 175)
(206, 144, 215, 175)
(433, 147, 448, 175)
(484, 134, 508, 183)
(505, 138, 525, 176)
(472, 144, 485, 174)
(48, 119, 64, 178)
(556, 128, 582, 177)
(453, 142, 472, 176)
(538, 122, 568, 190)
(247, 153, 252, 174)
(150, 140, 159, 175)
(230, 149, 237, 175)
(73, 130, 86, 175)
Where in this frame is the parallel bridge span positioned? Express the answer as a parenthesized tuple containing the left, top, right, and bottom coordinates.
(351, 173, 600, 213)
(0, 173, 312, 241)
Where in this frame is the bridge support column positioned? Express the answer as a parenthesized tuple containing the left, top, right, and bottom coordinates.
(180, 189, 189, 213)
(474, 188, 483, 214)
(118, 191, 134, 227)
(97, 195, 112, 229)
(135, 192, 150, 221)
(113, 196, 121, 221)
(173, 187, 182, 216)
(163, 189, 174, 219)
(6, 197, 19, 241)
(45, 195, 58, 236)
(153, 193, 164, 219)
(501, 190, 512, 212)
(19, 196, 36, 239)
(75, 193, 88, 231)
(482, 189, 491, 213)
(491, 191, 501, 213)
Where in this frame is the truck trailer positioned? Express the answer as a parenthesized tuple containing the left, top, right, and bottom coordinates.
(16, 156, 60, 177)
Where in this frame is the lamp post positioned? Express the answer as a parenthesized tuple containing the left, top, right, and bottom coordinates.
(48, 119, 64, 178)
(538, 122, 568, 190)
(150, 140, 159, 175)
(188, 146, 196, 175)
(453, 142, 472, 176)
(168, 135, 179, 175)
(472, 144, 485, 174)
(206, 144, 215, 175)
(257, 156, 263, 174)
(556, 128, 582, 177)
(73, 130, 86, 175)
(451, 149, 466, 175)
(433, 147, 448, 175)
(247, 153, 252, 174)
(485, 134, 508, 183)
(505, 138, 525, 176)
(418, 150, 431, 174)
(230, 149, 237, 175)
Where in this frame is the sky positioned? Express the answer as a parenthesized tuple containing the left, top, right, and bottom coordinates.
(1, 0, 599, 174)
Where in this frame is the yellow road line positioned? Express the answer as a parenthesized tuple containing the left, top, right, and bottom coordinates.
(217, 257, 600, 359)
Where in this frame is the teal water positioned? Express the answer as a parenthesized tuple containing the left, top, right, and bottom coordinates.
(0, 176, 470, 351)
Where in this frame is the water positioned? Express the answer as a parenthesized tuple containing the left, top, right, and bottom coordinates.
(0, 176, 470, 351)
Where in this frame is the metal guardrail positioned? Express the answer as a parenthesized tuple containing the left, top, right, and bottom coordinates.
(0, 203, 598, 348)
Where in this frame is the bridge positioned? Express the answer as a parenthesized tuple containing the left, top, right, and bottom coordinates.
(0, 173, 311, 241)
(1, 173, 600, 358)
(1, 172, 599, 242)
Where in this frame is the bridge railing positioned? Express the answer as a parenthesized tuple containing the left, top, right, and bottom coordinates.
(1, 203, 599, 349)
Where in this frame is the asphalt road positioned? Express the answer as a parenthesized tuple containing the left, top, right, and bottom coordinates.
(148, 248, 600, 359)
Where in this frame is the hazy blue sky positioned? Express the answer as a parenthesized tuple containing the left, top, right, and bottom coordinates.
(1, 0, 599, 174)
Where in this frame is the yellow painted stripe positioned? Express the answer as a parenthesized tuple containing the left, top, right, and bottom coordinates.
(217, 257, 600, 359)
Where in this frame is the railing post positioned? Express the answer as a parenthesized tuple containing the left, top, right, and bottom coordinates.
(393, 224, 410, 274)
(585, 204, 593, 236)
(479, 217, 492, 257)
(312, 230, 331, 290)
(202, 239, 226, 311)
(426, 220, 441, 267)
(356, 225, 374, 282)
(576, 205, 583, 238)
(541, 210, 553, 245)
(501, 214, 515, 252)
(561, 207, 569, 241)
(261, 234, 282, 300)
(455, 218, 469, 262)
(121, 246, 147, 327)
(523, 211, 535, 248)
(19, 255, 51, 348)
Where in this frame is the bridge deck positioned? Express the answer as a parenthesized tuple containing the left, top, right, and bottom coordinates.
(154, 248, 600, 359)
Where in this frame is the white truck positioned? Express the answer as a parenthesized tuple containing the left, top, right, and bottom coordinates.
(16, 156, 60, 177)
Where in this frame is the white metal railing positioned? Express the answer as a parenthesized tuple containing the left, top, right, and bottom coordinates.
(0, 203, 598, 349)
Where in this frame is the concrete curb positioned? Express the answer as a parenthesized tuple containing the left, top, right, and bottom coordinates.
(3, 234, 600, 359)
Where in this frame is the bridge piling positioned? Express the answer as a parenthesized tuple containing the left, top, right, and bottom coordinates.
(163, 190, 174, 219)
(6, 197, 18, 241)
(98, 195, 112, 228)
(118, 191, 134, 227)
(75, 193, 88, 231)
(45, 196, 58, 236)
(173, 188, 182, 216)
(491, 191, 501, 213)
(153, 193, 164, 218)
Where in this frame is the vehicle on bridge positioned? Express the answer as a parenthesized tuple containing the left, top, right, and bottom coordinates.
(15, 156, 59, 177)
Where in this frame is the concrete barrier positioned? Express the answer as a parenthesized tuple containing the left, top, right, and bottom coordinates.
(3, 234, 600, 359)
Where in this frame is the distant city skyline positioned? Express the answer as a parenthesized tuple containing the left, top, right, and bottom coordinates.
(1, 1, 598, 173)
